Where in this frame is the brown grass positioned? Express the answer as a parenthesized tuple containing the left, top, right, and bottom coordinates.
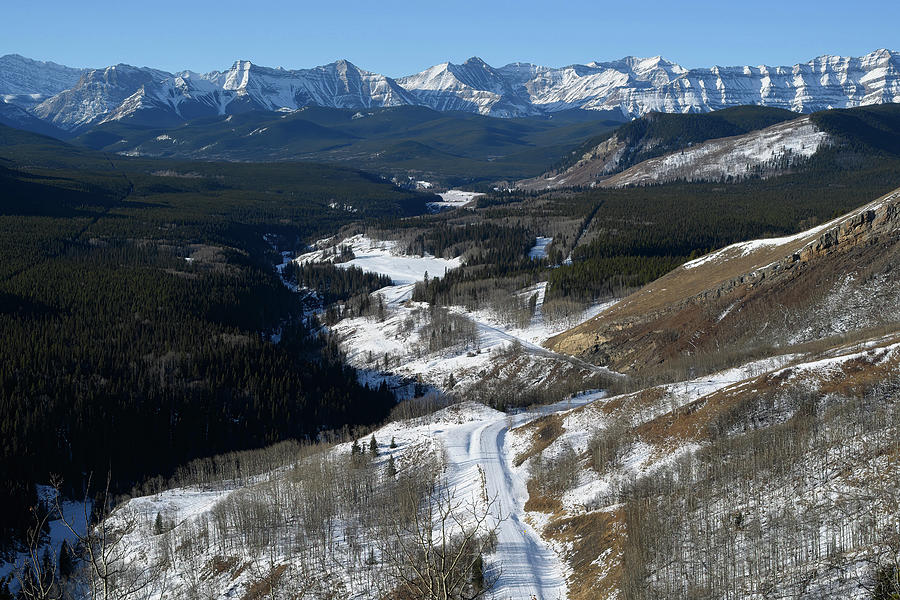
(523, 478, 563, 514)
(548, 191, 900, 379)
(545, 508, 626, 600)
(232, 561, 251, 581)
(202, 555, 239, 581)
(241, 564, 288, 600)
(513, 413, 564, 467)
(636, 345, 900, 451)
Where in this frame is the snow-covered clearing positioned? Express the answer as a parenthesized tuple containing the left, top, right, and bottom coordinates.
(331, 277, 618, 395)
(459, 282, 617, 347)
(427, 189, 484, 211)
(528, 236, 553, 260)
(296, 234, 460, 286)
(293, 234, 618, 393)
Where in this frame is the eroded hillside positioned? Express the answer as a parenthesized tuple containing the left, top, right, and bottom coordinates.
(547, 187, 900, 376)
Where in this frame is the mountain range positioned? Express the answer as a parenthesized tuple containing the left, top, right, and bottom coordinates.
(1, 49, 899, 135)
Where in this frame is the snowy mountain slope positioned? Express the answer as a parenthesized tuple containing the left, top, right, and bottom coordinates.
(397, 57, 538, 117)
(0, 54, 86, 108)
(32, 64, 172, 131)
(517, 105, 806, 189)
(599, 116, 830, 187)
(0, 100, 67, 138)
(98, 398, 589, 600)
(205, 59, 416, 113)
(22, 58, 418, 133)
(2, 49, 899, 133)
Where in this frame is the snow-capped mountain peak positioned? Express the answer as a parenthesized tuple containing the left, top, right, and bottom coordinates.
(2, 49, 900, 133)
(0, 53, 87, 108)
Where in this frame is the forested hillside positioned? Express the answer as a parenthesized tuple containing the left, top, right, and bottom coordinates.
(0, 126, 432, 553)
(401, 146, 900, 324)
(551, 105, 799, 174)
(71, 106, 625, 186)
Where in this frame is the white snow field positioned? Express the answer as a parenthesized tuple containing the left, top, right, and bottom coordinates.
(296, 234, 461, 286)
(329, 275, 617, 395)
(427, 189, 484, 211)
(294, 234, 618, 395)
(528, 236, 553, 260)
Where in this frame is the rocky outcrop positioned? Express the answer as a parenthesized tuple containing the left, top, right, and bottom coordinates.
(546, 189, 900, 372)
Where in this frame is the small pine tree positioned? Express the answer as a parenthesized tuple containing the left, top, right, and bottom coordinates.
(390, 436, 397, 449)
(386, 455, 397, 478)
(446, 372, 456, 389)
(154, 511, 165, 535)
(58, 540, 74, 579)
(351, 439, 360, 455)
(369, 435, 377, 456)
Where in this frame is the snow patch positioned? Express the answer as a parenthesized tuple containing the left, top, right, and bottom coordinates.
(528, 236, 553, 260)
(426, 189, 484, 211)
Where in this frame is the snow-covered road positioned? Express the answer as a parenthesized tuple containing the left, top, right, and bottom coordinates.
(440, 399, 591, 600)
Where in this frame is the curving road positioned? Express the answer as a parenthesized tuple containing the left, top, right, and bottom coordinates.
(439, 398, 592, 600)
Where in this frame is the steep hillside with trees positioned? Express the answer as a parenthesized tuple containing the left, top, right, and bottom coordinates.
(0, 125, 431, 554)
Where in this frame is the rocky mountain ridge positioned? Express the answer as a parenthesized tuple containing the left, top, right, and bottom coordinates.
(1, 49, 899, 133)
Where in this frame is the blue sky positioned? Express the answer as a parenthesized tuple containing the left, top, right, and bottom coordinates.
(3, 0, 898, 75)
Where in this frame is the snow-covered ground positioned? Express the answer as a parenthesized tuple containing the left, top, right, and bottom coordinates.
(448, 398, 595, 599)
(365, 399, 592, 599)
(330, 276, 617, 395)
(505, 333, 900, 599)
(104, 399, 594, 600)
(605, 117, 830, 187)
(0, 486, 90, 581)
(528, 236, 553, 260)
(292, 232, 619, 395)
(455, 282, 617, 348)
(426, 189, 485, 211)
(296, 234, 461, 287)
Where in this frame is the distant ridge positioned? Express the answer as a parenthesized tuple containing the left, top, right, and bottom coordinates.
(1, 49, 899, 133)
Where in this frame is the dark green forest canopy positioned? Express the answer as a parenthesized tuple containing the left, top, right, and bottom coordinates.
(70, 106, 626, 186)
(0, 126, 432, 548)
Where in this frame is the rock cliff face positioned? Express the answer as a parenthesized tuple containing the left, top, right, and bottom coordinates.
(546, 189, 900, 373)
(2, 49, 899, 132)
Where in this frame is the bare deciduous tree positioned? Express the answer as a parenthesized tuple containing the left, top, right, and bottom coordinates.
(379, 466, 502, 600)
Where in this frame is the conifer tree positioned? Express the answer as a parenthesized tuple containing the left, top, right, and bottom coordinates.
(386, 454, 397, 478)
(58, 539, 74, 580)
